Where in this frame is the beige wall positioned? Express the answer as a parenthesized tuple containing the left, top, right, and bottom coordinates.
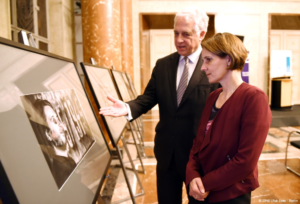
(49, 0, 75, 60)
(0, 0, 11, 39)
(133, 0, 300, 94)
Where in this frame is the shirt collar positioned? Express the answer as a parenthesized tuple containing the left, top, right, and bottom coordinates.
(180, 45, 202, 64)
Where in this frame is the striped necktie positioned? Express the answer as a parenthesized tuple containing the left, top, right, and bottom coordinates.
(177, 56, 189, 106)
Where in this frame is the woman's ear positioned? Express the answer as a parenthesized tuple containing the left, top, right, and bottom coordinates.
(226, 55, 232, 66)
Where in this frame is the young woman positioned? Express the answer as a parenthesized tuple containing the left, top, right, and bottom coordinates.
(186, 33, 272, 204)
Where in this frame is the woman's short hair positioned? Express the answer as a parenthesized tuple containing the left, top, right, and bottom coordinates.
(201, 32, 248, 71)
(174, 7, 209, 35)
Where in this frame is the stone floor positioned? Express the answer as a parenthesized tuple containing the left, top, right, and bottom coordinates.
(99, 111, 300, 204)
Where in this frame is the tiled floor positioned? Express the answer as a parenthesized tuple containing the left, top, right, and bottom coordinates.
(100, 111, 300, 204)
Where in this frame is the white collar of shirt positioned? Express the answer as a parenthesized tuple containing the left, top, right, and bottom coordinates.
(176, 45, 202, 89)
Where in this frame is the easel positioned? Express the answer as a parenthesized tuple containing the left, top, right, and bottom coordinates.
(110, 69, 146, 174)
(123, 71, 150, 158)
(125, 120, 145, 160)
(16, 32, 108, 204)
(91, 59, 145, 171)
(124, 71, 146, 141)
(85, 59, 145, 204)
(92, 59, 146, 171)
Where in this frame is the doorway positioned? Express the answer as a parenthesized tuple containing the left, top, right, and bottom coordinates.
(269, 14, 300, 106)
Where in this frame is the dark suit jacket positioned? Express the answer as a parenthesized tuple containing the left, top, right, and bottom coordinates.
(186, 83, 272, 202)
(128, 52, 218, 177)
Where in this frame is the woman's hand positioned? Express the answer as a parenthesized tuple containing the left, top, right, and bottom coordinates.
(99, 95, 128, 117)
(189, 177, 210, 201)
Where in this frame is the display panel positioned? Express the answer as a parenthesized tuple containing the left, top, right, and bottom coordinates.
(122, 72, 145, 131)
(80, 63, 127, 147)
(124, 72, 138, 99)
(111, 70, 145, 144)
(120, 72, 144, 123)
(0, 38, 111, 203)
(111, 70, 134, 102)
(270, 50, 293, 78)
(124, 72, 138, 98)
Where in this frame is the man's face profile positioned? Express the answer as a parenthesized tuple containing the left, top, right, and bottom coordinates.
(44, 105, 66, 146)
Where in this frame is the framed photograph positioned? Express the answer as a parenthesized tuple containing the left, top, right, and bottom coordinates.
(124, 72, 138, 98)
(20, 89, 95, 189)
(123, 73, 145, 139)
(111, 70, 135, 102)
(80, 63, 127, 147)
(0, 37, 111, 204)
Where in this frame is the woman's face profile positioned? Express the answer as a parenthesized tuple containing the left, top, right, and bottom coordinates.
(201, 48, 230, 84)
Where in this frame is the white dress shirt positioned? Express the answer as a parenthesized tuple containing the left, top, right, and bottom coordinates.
(176, 45, 202, 89)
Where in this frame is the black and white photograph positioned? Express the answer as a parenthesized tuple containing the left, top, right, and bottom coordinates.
(124, 72, 138, 98)
(20, 89, 95, 189)
(81, 63, 127, 145)
(112, 70, 135, 101)
(0, 36, 111, 204)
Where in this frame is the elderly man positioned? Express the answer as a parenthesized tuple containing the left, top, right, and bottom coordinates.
(100, 7, 219, 203)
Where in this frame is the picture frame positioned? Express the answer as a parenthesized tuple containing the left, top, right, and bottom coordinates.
(80, 63, 145, 203)
(111, 70, 135, 102)
(80, 63, 127, 147)
(122, 72, 145, 138)
(110, 70, 146, 172)
(0, 37, 111, 204)
(124, 72, 138, 98)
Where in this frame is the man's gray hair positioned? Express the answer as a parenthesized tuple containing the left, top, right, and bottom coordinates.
(174, 7, 209, 35)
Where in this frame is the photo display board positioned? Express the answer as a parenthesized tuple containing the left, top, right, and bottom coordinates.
(0, 38, 111, 204)
(122, 72, 144, 130)
(270, 50, 293, 78)
(124, 72, 138, 98)
(80, 63, 127, 147)
(111, 70, 135, 101)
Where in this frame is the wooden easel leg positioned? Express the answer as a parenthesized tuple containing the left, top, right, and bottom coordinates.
(121, 136, 145, 197)
(115, 144, 136, 204)
(129, 122, 146, 174)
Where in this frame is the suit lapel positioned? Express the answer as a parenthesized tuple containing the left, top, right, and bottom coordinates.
(168, 53, 180, 109)
(178, 53, 205, 108)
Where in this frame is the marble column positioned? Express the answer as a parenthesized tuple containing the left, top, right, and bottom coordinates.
(120, 0, 134, 81)
(81, 0, 122, 70)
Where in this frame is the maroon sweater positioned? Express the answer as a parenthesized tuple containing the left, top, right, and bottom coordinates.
(186, 82, 272, 203)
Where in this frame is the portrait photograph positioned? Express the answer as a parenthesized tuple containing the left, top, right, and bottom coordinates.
(81, 63, 127, 145)
(124, 72, 138, 98)
(111, 70, 133, 102)
(20, 89, 95, 189)
(123, 72, 137, 98)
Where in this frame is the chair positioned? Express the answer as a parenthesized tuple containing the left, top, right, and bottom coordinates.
(285, 130, 300, 177)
